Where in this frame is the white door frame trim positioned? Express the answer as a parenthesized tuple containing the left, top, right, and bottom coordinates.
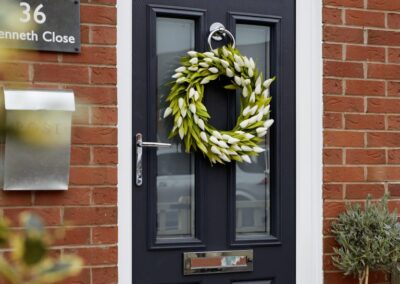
(117, 0, 323, 282)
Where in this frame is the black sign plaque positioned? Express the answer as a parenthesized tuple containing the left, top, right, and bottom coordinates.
(0, 0, 80, 53)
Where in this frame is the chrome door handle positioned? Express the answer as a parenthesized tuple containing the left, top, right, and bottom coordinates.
(136, 133, 171, 186)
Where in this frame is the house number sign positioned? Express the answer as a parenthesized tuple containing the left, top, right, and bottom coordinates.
(0, 0, 80, 53)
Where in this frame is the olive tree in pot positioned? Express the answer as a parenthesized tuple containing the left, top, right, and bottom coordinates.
(331, 196, 400, 284)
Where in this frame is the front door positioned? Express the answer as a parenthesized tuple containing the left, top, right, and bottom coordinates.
(132, 0, 296, 283)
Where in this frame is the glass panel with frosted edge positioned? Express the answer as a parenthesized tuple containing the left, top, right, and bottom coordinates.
(235, 24, 271, 239)
(156, 18, 196, 240)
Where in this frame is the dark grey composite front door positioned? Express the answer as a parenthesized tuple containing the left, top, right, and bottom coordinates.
(132, 0, 296, 283)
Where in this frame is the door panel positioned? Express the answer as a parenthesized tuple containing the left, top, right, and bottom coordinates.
(132, 0, 295, 282)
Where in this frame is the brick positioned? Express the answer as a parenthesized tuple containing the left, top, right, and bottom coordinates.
(34, 188, 91, 206)
(368, 132, 400, 147)
(93, 187, 117, 205)
(345, 114, 384, 130)
(323, 184, 343, 199)
(346, 184, 385, 199)
(323, 43, 343, 60)
(345, 10, 385, 27)
(388, 183, 400, 197)
(388, 149, 400, 164)
(324, 131, 364, 147)
(92, 226, 118, 244)
(80, 5, 116, 24)
(3, 208, 61, 226)
(324, 26, 364, 43)
(368, 0, 400, 11)
(72, 127, 117, 145)
(324, 272, 362, 284)
(91, 26, 117, 45)
(324, 0, 363, 8)
(324, 61, 364, 78)
(345, 80, 385, 96)
(368, 98, 400, 113)
(69, 167, 117, 185)
(368, 64, 400, 80)
(388, 115, 400, 130)
(66, 246, 117, 265)
(388, 13, 400, 29)
(0, 63, 29, 81)
(388, 48, 400, 64)
(324, 149, 343, 164)
(81, 25, 90, 44)
(324, 201, 346, 217)
(324, 112, 343, 129)
(60, 268, 90, 284)
(346, 45, 385, 62)
(54, 227, 91, 246)
(346, 149, 385, 164)
(324, 96, 364, 112)
(0, 50, 58, 62)
(368, 167, 400, 181)
(92, 267, 118, 284)
(73, 105, 90, 124)
(71, 146, 91, 165)
(93, 147, 118, 164)
(368, 30, 400, 46)
(324, 236, 339, 253)
(34, 64, 89, 84)
(324, 167, 364, 182)
(388, 81, 400, 97)
(64, 207, 117, 225)
(92, 106, 117, 125)
(63, 46, 116, 65)
(324, 78, 343, 94)
(71, 86, 117, 105)
(91, 67, 117, 85)
(323, 7, 343, 24)
(0, 191, 31, 206)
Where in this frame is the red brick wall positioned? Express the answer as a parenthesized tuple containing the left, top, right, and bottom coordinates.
(323, 0, 400, 283)
(0, 1, 118, 283)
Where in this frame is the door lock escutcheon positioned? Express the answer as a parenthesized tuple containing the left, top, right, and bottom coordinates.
(136, 133, 171, 186)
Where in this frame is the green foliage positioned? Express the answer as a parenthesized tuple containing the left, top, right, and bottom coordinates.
(331, 195, 400, 283)
(0, 213, 83, 284)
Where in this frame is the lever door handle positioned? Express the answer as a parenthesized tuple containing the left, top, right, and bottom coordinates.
(136, 133, 171, 186)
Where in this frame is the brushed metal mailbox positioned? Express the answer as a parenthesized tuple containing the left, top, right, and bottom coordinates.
(183, 250, 253, 275)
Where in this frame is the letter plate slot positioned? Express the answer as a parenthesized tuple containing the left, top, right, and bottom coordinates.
(183, 250, 253, 275)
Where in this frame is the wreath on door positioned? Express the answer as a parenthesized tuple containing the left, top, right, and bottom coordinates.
(163, 44, 275, 165)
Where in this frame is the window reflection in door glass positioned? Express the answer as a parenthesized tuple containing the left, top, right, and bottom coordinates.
(156, 18, 196, 240)
(235, 24, 271, 239)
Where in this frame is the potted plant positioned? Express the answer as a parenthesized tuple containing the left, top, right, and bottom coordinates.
(331, 195, 400, 284)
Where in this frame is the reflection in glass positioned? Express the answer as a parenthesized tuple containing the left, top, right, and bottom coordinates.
(156, 18, 196, 239)
(235, 24, 271, 238)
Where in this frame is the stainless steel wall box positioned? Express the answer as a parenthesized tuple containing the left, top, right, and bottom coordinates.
(3, 89, 75, 190)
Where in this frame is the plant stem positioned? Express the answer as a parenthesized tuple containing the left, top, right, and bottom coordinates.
(365, 266, 369, 284)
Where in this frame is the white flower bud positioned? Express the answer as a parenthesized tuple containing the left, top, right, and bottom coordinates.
(204, 57, 213, 63)
(220, 60, 230, 68)
(248, 68, 254, 78)
(235, 131, 245, 134)
(175, 66, 186, 73)
(245, 133, 255, 139)
(256, 76, 262, 87)
(210, 136, 219, 145)
(263, 78, 275, 88)
(213, 49, 219, 56)
(249, 58, 255, 69)
(242, 87, 249, 98)
(220, 154, 231, 162)
(263, 105, 270, 115)
(226, 68, 234, 77)
(264, 119, 274, 129)
(177, 77, 186, 84)
(199, 62, 209, 68)
(249, 93, 256, 104)
(242, 155, 252, 163)
(226, 150, 238, 156)
(211, 146, 222, 155)
(189, 88, 196, 98)
(209, 67, 219, 74)
(189, 104, 196, 114)
(188, 66, 198, 71)
(204, 52, 215, 57)
(222, 47, 230, 57)
(243, 79, 251, 86)
(241, 145, 253, 152)
(172, 73, 183, 79)
(242, 106, 251, 116)
(255, 84, 262, 95)
(257, 131, 267, 137)
(188, 51, 197, 57)
(198, 119, 205, 130)
(234, 62, 241, 72)
(200, 78, 210, 84)
(263, 89, 270, 99)
(194, 91, 200, 101)
(163, 107, 172, 118)
(189, 57, 198, 65)
(179, 128, 185, 139)
(256, 127, 268, 134)
(218, 141, 229, 149)
(193, 114, 199, 123)
(244, 57, 251, 68)
(178, 98, 184, 109)
(228, 137, 240, 144)
(250, 105, 258, 116)
(222, 134, 231, 140)
(213, 131, 223, 139)
(181, 108, 187, 118)
(256, 112, 263, 122)
(248, 115, 258, 125)
(234, 54, 244, 66)
(234, 76, 242, 86)
(253, 146, 266, 153)
(240, 119, 249, 128)
(200, 132, 208, 143)
(177, 116, 183, 127)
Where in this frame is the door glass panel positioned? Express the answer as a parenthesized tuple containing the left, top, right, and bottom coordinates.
(156, 17, 196, 240)
(235, 24, 271, 239)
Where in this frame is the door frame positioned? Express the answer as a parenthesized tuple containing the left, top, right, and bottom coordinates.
(117, 0, 323, 282)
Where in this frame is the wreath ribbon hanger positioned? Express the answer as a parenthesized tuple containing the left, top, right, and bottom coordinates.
(163, 22, 275, 165)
